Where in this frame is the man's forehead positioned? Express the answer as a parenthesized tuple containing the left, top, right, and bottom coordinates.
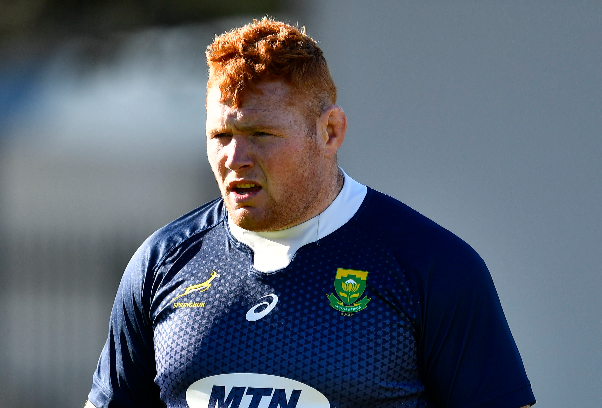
(206, 82, 300, 127)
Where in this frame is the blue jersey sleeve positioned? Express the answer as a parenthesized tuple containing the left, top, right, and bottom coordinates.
(88, 240, 163, 408)
(415, 243, 535, 408)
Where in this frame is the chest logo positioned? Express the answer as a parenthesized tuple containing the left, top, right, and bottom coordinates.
(171, 270, 220, 306)
(246, 294, 278, 322)
(327, 269, 371, 314)
(186, 373, 329, 408)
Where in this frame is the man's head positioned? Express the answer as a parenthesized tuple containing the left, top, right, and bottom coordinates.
(205, 19, 347, 232)
(206, 17, 337, 122)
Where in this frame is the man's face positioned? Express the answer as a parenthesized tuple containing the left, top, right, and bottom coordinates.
(206, 80, 331, 231)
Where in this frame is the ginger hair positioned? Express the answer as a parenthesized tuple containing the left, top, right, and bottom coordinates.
(206, 17, 337, 120)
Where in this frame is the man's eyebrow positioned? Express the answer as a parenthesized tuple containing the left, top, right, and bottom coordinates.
(223, 116, 280, 133)
(236, 123, 277, 132)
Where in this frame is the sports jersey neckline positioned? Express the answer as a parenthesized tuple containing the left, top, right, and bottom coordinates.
(227, 169, 367, 272)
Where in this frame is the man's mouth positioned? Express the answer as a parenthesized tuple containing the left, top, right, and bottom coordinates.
(231, 183, 262, 195)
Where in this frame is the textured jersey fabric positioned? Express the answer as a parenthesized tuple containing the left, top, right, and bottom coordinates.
(89, 188, 535, 408)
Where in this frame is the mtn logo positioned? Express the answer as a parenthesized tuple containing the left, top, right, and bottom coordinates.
(186, 373, 329, 408)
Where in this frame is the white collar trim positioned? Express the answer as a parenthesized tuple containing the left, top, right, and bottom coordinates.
(228, 169, 367, 272)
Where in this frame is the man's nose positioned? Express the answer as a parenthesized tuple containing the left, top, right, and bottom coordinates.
(224, 135, 254, 171)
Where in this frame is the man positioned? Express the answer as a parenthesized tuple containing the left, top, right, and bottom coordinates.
(86, 18, 535, 408)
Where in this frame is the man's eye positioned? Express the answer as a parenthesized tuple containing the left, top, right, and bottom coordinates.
(212, 133, 231, 139)
(252, 131, 270, 136)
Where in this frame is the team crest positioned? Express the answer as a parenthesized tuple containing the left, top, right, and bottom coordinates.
(327, 269, 370, 313)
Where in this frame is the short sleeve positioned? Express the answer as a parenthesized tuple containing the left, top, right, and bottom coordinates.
(88, 242, 163, 408)
(417, 246, 535, 408)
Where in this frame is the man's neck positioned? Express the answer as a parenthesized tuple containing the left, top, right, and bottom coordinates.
(228, 169, 367, 272)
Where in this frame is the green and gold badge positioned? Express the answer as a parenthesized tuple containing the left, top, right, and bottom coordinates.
(327, 268, 371, 313)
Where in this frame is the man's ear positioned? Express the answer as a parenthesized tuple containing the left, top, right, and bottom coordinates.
(317, 105, 347, 157)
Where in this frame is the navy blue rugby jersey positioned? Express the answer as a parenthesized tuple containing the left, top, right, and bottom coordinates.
(89, 188, 535, 408)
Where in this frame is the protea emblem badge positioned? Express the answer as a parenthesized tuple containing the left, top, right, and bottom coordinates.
(327, 269, 371, 314)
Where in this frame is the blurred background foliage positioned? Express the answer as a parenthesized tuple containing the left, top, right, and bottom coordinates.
(0, 0, 281, 37)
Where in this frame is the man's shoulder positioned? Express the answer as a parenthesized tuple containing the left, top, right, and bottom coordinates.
(354, 187, 464, 246)
(149, 197, 226, 243)
(353, 188, 484, 272)
(134, 198, 227, 270)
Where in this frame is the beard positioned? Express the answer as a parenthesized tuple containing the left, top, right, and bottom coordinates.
(222, 135, 336, 232)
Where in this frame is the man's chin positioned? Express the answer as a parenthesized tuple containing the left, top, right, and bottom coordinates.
(228, 207, 268, 231)
(229, 207, 298, 232)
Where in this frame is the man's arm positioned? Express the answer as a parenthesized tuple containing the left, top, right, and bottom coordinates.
(88, 238, 163, 406)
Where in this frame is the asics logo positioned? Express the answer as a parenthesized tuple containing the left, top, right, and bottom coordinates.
(246, 294, 278, 322)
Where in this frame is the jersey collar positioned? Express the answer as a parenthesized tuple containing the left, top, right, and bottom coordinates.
(228, 169, 367, 272)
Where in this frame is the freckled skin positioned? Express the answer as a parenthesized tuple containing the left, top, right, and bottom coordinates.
(206, 80, 343, 232)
